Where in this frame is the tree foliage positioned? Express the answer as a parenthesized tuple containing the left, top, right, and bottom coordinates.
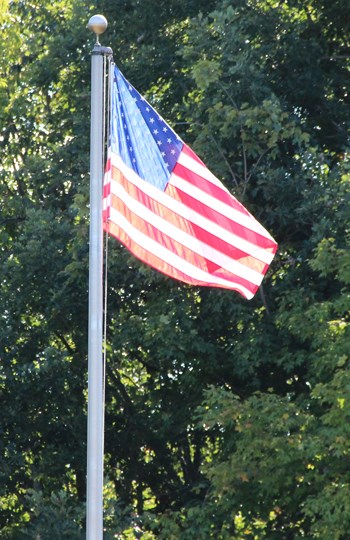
(0, 0, 349, 538)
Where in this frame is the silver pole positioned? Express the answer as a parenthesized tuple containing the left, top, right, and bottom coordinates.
(87, 15, 111, 540)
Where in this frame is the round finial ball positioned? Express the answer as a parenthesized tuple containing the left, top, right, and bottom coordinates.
(88, 14, 108, 36)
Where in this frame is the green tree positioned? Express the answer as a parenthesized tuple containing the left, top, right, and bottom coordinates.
(0, 0, 223, 535)
(145, 1, 350, 538)
(0, 0, 92, 534)
(1, 0, 349, 538)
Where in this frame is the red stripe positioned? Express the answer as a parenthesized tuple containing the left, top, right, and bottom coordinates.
(112, 168, 266, 266)
(182, 144, 205, 165)
(111, 165, 195, 235)
(105, 156, 111, 172)
(104, 213, 258, 296)
(173, 160, 249, 216)
(179, 144, 253, 215)
(108, 187, 258, 295)
(169, 180, 277, 252)
(111, 183, 267, 274)
(110, 165, 274, 266)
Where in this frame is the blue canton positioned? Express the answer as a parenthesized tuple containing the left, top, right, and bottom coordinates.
(110, 65, 183, 192)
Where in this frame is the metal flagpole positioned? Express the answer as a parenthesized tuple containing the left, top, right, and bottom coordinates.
(87, 15, 112, 540)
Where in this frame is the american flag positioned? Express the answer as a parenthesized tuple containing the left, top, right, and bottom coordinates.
(103, 64, 278, 299)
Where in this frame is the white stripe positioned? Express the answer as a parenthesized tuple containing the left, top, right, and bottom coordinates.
(169, 173, 273, 253)
(177, 151, 225, 189)
(109, 153, 274, 265)
(109, 207, 255, 299)
(176, 151, 275, 241)
(103, 194, 111, 212)
(109, 185, 263, 285)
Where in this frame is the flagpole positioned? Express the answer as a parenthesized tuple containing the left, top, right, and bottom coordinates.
(87, 15, 112, 540)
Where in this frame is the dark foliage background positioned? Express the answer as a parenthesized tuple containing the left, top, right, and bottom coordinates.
(0, 0, 349, 537)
